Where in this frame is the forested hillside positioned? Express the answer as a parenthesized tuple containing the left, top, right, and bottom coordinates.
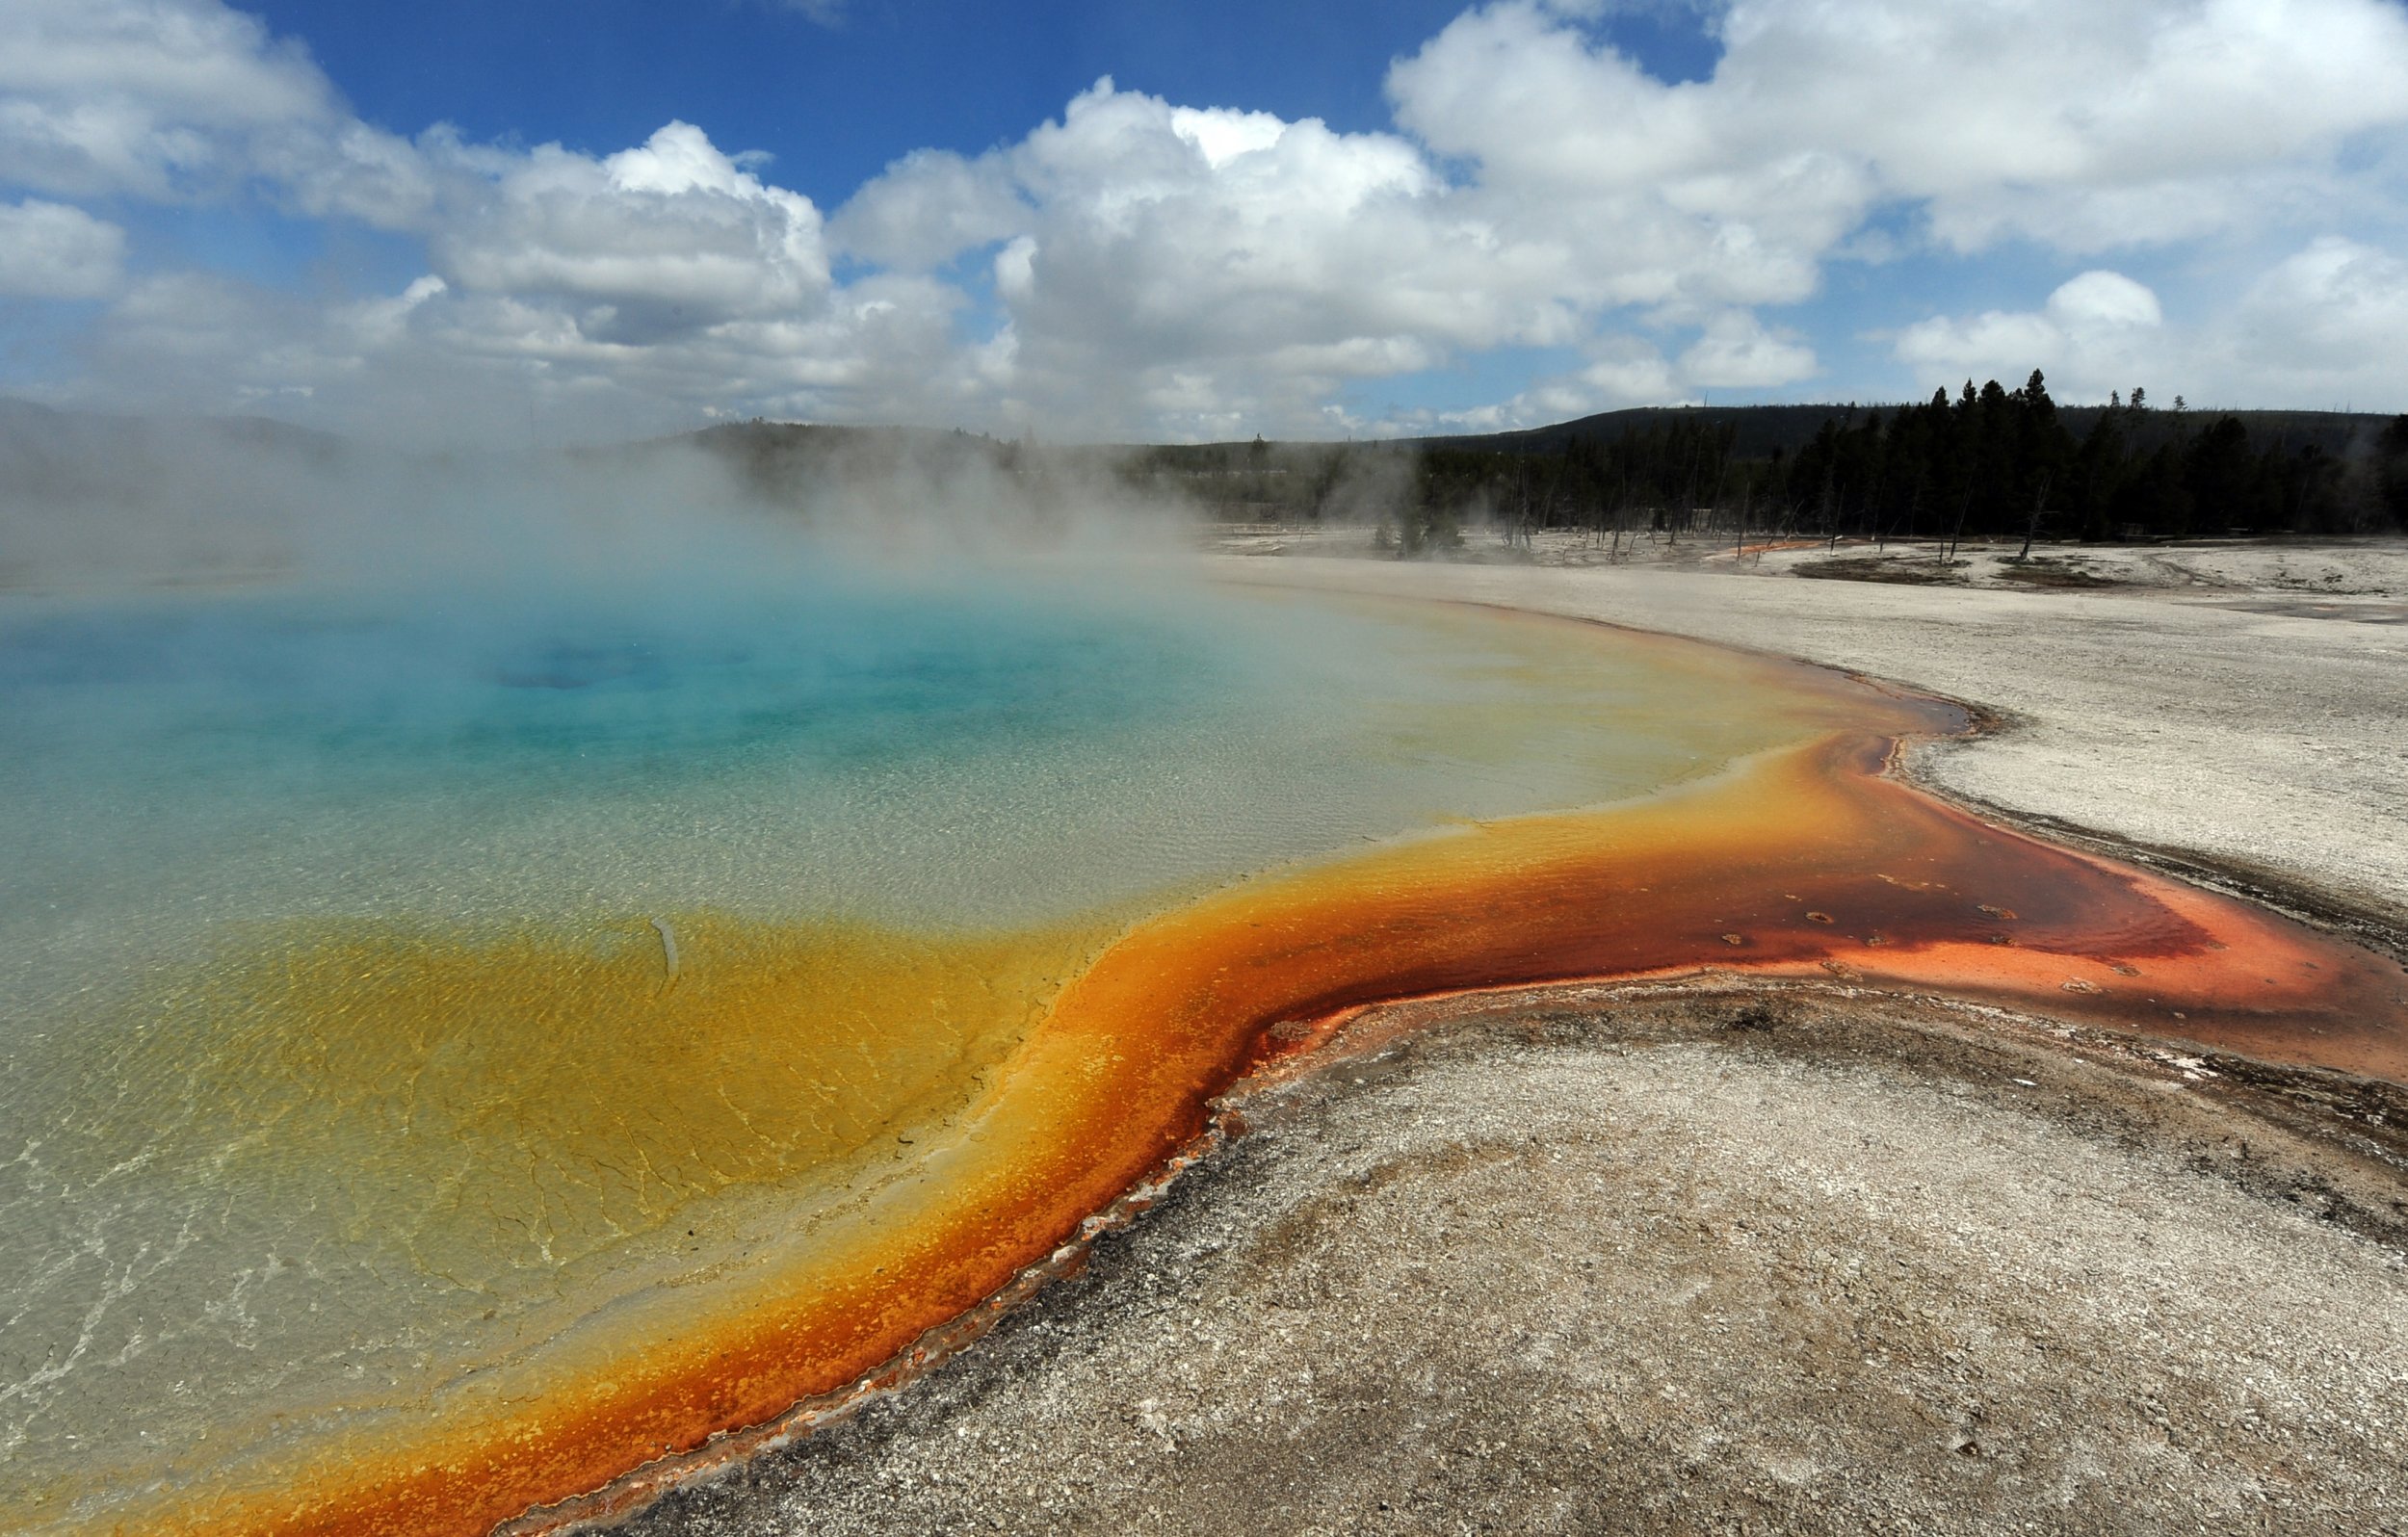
(1141, 378, 2407, 548)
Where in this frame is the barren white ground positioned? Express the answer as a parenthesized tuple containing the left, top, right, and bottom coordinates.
(617, 542, 2408, 1537)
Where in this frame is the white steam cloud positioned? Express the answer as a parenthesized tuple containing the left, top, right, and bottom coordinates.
(0, 397, 1205, 602)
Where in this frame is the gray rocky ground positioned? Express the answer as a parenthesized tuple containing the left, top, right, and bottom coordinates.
(607, 543, 2408, 1537)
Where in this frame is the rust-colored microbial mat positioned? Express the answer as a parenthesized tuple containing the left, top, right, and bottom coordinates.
(13, 603, 2406, 1537)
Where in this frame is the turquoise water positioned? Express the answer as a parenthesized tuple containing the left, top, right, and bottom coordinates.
(0, 561, 1764, 1003)
(0, 555, 1810, 1526)
(1, 568, 1243, 934)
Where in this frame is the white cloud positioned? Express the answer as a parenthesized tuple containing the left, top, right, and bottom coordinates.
(1482, 337, 1687, 428)
(849, 77, 1509, 435)
(1895, 271, 2167, 399)
(1390, 0, 2408, 263)
(77, 256, 979, 447)
(1678, 310, 1816, 388)
(0, 0, 330, 198)
(0, 0, 431, 225)
(2217, 237, 2408, 406)
(9, 0, 2408, 435)
(1401, 310, 1814, 437)
(1898, 308, 2072, 381)
(0, 197, 125, 298)
(261, 116, 437, 229)
(429, 123, 830, 332)
(826, 148, 1028, 271)
(1894, 247, 2408, 409)
(2045, 271, 2165, 332)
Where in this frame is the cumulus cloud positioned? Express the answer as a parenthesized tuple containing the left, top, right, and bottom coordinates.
(0, 197, 125, 298)
(1895, 246, 2408, 409)
(1895, 271, 2168, 400)
(2217, 237, 2408, 406)
(0, 0, 331, 198)
(1388, 5, 1856, 316)
(1390, 0, 2408, 263)
(0, 0, 431, 225)
(1442, 337, 1686, 433)
(826, 149, 1029, 271)
(1678, 310, 1816, 389)
(428, 122, 830, 334)
(833, 77, 1563, 435)
(8, 0, 2408, 436)
(77, 253, 981, 447)
(959, 80, 1505, 434)
(859, 0, 2408, 430)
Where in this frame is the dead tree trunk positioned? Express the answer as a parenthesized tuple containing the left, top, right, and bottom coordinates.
(2015, 472, 2053, 562)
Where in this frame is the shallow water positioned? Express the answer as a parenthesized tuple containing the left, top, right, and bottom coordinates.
(9, 559, 2400, 1537)
(0, 561, 1860, 1533)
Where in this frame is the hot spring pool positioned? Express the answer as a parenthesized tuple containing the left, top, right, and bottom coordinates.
(17, 556, 2392, 1536)
(13, 554, 2408, 1537)
(0, 560, 1876, 1533)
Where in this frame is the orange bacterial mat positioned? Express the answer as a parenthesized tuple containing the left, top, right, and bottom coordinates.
(43, 618, 2408, 1537)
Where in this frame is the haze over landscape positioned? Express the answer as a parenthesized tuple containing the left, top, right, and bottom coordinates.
(4, 0, 2408, 446)
(8, 7, 2408, 1537)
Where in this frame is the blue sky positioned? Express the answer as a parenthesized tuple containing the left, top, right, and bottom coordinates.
(3, 0, 2406, 442)
(242, 1, 1535, 198)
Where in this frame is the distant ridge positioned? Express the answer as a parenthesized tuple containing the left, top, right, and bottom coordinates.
(1431, 402, 2395, 460)
(0, 396, 348, 459)
(8, 396, 2393, 466)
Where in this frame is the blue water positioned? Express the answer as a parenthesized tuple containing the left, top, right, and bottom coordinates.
(1, 562, 1781, 981)
(0, 573, 1216, 799)
(0, 556, 1821, 1525)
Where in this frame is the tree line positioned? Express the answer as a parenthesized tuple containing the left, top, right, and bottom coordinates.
(1142, 378, 2408, 549)
(1764, 377, 2404, 546)
(681, 384, 2408, 551)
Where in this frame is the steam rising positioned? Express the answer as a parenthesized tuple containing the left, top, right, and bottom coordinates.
(0, 395, 1878, 1533)
(0, 400, 1197, 598)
